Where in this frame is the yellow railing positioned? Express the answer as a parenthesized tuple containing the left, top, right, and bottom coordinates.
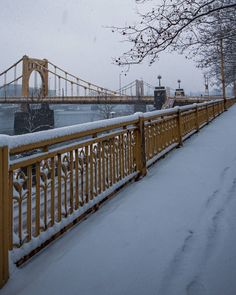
(0, 98, 235, 287)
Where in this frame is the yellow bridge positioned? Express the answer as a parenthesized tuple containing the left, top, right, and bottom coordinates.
(0, 56, 221, 105)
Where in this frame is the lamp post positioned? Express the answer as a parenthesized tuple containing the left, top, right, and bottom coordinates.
(177, 79, 181, 89)
(157, 75, 162, 87)
(204, 74, 209, 97)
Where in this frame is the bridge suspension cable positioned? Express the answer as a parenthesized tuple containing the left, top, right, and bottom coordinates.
(0, 58, 23, 97)
(45, 60, 117, 97)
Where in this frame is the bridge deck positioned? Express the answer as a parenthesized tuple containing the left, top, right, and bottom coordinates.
(3, 106, 236, 295)
(0, 96, 217, 105)
(0, 96, 154, 104)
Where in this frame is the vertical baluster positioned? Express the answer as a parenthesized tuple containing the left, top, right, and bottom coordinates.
(80, 153, 84, 205)
(168, 120, 171, 145)
(206, 104, 209, 124)
(57, 154, 62, 222)
(164, 119, 168, 147)
(90, 144, 94, 200)
(105, 143, 109, 188)
(50, 157, 55, 226)
(94, 148, 98, 197)
(115, 138, 119, 180)
(163, 119, 166, 150)
(124, 133, 127, 176)
(43, 173, 48, 230)
(158, 120, 162, 151)
(177, 109, 183, 147)
(102, 141, 105, 192)
(150, 125, 154, 158)
(35, 162, 40, 237)
(75, 149, 79, 209)
(98, 142, 102, 195)
(154, 123, 158, 153)
(169, 120, 172, 144)
(172, 119, 175, 143)
(70, 151, 74, 213)
(120, 134, 124, 179)
(127, 131, 131, 174)
(85, 146, 89, 203)
(148, 126, 150, 159)
(112, 138, 116, 183)
(152, 124, 155, 157)
(0, 146, 9, 287)
(109, 139, 113, 186)
(8, 171, 13, 250)
(27, 166, 32, 242)
(63, 161, 68, 216)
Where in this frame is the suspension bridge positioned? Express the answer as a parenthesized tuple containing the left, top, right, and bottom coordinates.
(0, 56, 155, 105)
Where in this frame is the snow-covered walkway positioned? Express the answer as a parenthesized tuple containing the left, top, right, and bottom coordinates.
(3, 106, 236, 295)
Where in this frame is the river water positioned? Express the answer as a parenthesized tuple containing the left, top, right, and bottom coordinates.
(0, 104, 133, 135)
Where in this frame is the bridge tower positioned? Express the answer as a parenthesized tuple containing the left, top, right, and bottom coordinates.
(22, 55, 49, 97)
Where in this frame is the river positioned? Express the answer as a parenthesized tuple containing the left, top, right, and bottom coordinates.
(0, 104, 133, 135)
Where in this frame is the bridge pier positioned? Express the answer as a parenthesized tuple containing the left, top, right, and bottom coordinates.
(154, 86, 167, 109)
(14, 103, 54, 134)
(133, 80, 147, 113)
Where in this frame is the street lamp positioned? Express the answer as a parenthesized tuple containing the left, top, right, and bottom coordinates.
(157, 75, 162, 87)
(177, 79, 181, 89)
(204, 74, 209, 97)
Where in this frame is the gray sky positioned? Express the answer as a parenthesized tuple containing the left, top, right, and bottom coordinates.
(0, 0, 205, 94)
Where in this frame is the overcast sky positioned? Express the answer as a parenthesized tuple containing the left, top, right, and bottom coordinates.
(0, 0, 205, 94)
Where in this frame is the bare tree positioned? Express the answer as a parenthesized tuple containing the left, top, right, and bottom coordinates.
(112, 0, 236, 66)
(21, 89, 54, 133)
(188, 7, 236, 96)
(98, 103, 115, 119)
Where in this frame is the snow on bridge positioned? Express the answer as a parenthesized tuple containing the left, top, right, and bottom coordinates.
(2, 106, 236, 295)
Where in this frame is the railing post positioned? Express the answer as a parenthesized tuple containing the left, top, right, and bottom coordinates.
(177, 108, 183, 147)
(217, 102, 219, 115)
(224, 98, 227, 111)
(135, 115, 147, 179)
(206, 103, 209, 124)
(195, 104, 199, 132)
(0, 145, 9, 288)
(220, 101, 223, 114)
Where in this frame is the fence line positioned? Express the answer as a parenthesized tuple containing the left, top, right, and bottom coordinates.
(0, 98, 235, 287)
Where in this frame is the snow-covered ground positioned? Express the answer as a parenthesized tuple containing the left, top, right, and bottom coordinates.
(2, 106, 236, 295)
